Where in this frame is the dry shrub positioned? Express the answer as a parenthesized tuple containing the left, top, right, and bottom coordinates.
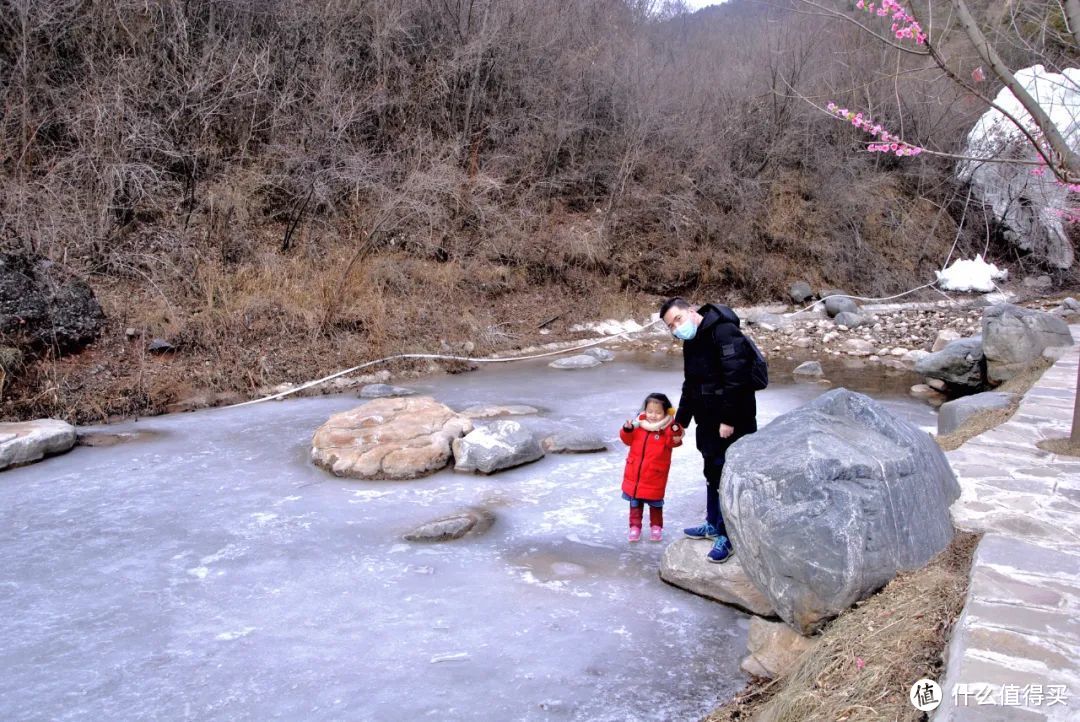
(0, 0, 1055, 420)
(1037, 437, 1080, 456)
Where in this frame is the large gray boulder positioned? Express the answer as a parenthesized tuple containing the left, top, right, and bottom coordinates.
(789, 281, 814, 304)
(832, 311, 868, 328)
(0, 253, 106, 353)
(982, 304, 1073, 384)
(937, 391, 1017, 435)
(744, 310, 790, 331)
(659, 538, 776, 616)
(452, 420, 544, 474)
(914, 336, 985, 390)
(721, 388, 960, 635)
(1051, 297, 1080, 317)
(0, 419, 77, 470)
(824, 296, 859, 318)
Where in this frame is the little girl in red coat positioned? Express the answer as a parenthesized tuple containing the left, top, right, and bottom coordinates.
(619, 392, 683, 542)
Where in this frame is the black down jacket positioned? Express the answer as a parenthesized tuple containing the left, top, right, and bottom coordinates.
(673, 303, 758, 441)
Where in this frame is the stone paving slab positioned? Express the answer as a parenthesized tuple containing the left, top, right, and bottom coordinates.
(937, 325, 1080, 720)
(936, 536, 1080, 720)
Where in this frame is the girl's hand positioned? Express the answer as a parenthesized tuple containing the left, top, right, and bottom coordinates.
(623, 420, 634, 431)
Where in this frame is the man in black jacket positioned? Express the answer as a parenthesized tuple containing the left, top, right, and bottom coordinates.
(660, 297, 758, 563)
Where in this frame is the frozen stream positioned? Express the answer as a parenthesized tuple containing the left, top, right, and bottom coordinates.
(0, 353, 935, 721)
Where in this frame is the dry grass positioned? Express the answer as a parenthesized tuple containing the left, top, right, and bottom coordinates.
(934, 356, 1054, 451)
(706, 531, 980, 722)
(1037, 437, 1080, 456)
(0, 243, 641, 423)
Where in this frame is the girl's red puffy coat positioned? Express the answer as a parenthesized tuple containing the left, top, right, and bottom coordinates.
(620, 414, 683, 501)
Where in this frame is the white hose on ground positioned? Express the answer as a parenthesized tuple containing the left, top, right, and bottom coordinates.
(228, 273, 961, 410)
(788, 280, 944, 316)
(226, 318, 666, 408)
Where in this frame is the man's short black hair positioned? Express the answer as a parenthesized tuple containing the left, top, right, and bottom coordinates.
(659, 297, 691, 320)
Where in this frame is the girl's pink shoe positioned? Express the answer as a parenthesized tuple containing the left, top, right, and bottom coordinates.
(628, 526, 642, 542)
(649, 525, 663, 542)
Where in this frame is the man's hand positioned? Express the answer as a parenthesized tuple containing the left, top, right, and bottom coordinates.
(719, 423, 734, 439)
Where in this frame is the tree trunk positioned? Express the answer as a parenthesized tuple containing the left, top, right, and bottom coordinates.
(952, 0, 1080, 443)
(1065, 0, 1080, 51)
(1073, 361, 1080, 446)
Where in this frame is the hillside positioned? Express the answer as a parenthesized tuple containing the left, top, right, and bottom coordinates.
(0, 0, 1074, 421)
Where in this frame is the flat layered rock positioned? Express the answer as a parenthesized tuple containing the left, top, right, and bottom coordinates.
(584, 348, 615, 362)
(358, 384, 417, 399)
(404, 509, 495, 542)
(0, 419, 77, 470)
(458, 404, 538, 419)
(938, 391, 1017, 435)
(740, 617, 818, 679)
(541, 430, 607, 454)
(659, 538, 775, 617)
(310, 396, 472, 480)
(548, 355, 601, 369)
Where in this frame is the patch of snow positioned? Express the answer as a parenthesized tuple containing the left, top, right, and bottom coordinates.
(935, 254, 1009, 292)
(569, 318, 645, 335)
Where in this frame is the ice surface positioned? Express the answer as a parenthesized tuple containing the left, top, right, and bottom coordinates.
(0, 354, 934, 721)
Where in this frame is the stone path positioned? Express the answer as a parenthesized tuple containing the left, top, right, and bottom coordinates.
(937, 325, 1080, 720)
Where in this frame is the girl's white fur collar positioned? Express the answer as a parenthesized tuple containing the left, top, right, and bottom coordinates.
(634, 415, 673, 432)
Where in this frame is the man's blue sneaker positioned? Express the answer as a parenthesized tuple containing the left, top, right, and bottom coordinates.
(707, 536, 734, 564)
(683, 521, 721, 539)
